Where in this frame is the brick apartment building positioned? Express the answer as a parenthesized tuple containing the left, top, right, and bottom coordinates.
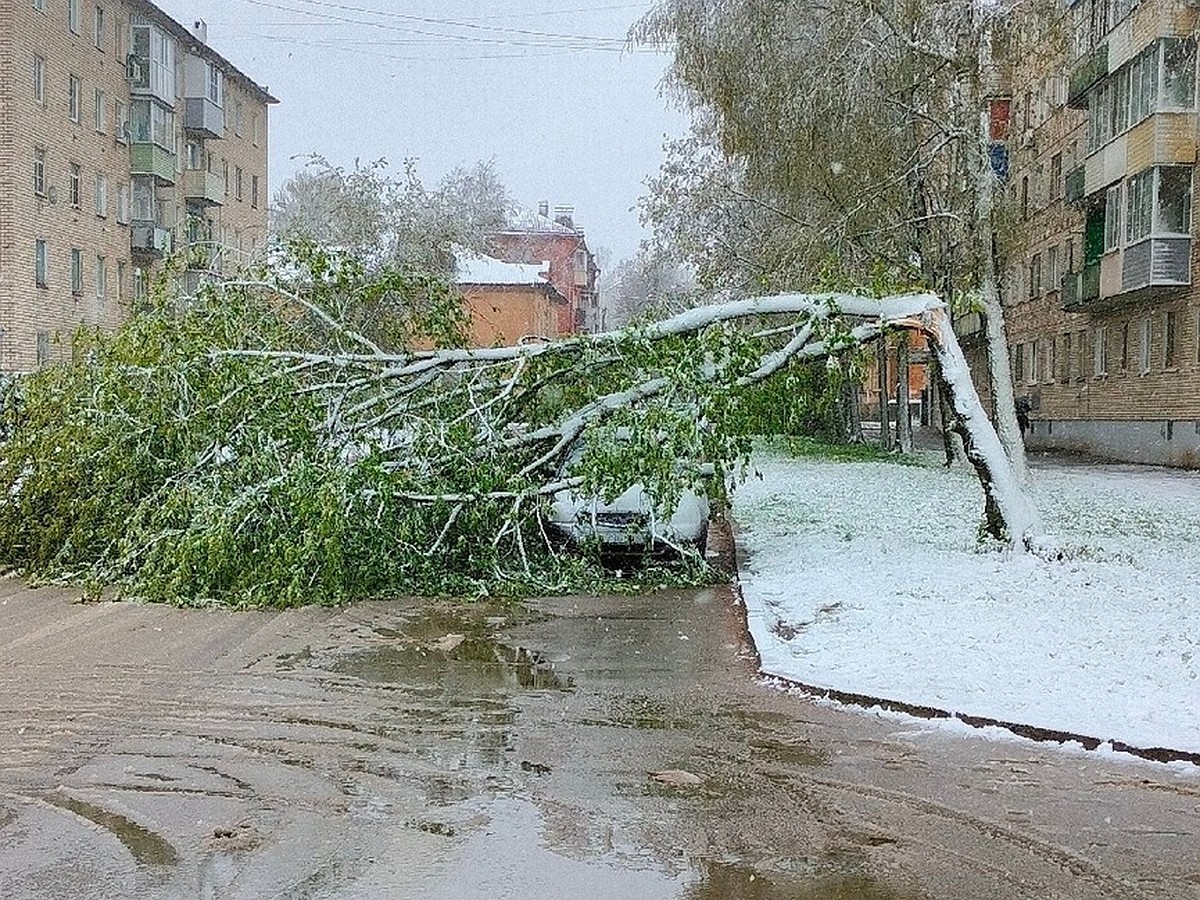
(976, 0, 1200, 465)
(487, 202, 601, 334)
(0, 0, 276, 372)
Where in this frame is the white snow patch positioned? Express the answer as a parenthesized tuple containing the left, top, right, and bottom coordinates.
(733, 449, 1200, 757)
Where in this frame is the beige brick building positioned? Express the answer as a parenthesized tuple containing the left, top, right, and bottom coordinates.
(0, 0, 275, 372)
(980, 0, 1200, 465)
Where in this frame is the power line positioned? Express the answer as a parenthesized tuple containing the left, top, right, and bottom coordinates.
(239, 0, 634, 50)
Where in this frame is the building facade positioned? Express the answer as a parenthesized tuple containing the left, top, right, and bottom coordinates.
(0, 1, 275, 372)
(996, 0, 1200, 465)
(455, 252, 567, 347)
(487, 202, 601, 335)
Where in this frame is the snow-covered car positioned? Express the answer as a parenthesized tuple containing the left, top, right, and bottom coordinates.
(543, 439, 710, 553)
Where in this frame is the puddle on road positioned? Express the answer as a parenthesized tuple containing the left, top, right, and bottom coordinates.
(322, 605, 573, 694)
(44, 792, 179, 867)
(686, 861, 924, 900)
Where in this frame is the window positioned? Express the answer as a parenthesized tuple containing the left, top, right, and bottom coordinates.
(134, 267, 147, 302)
(132, 178, 154, 221)
(235, 166, 243, 200)
(116, 181, 129, 224)
(69, 163, 81, 207)
(32, 0, 45, 12)
(1125, 166, 1191, 245)
(129, 25, 176, 99)
(1047, 244, 1060, 291)
(1162, 38, 1196, 109)
(1047, 337, 1057, 382)
(35, 240, 48, 288)
(1029, 253, 1042, 298)
(36, 333, 50, 368)
(1077, 330, 1087, 379)
(251, 174, 259, 209)
(233, 99, 244, 136)
(1093, 326, 1107, 376)
(1105, 184, 1122, 250)
(33, 54, 45, 105)
(95, 255, 106, 301)
(93, 88, 106, 132)
(114, 99, 127, 142)
(1050, 153, 1062, 201)
(207, 63, 223, 106)
(68, 75, 81, 122)
(1121, 322, 1130, 371)
(251, 112, 260, 146)
(128, 99, 175, 148)
(1063, 332, 1073, 381)
(223, 160, 229, 195)
(1027, 341, 1038, 384)
(117, 260, 126, 303)
(68, 0, 81, 33)
(1014, 343, 1024, 383)
(94, 6, 105, 50)
(95, 172, 107, 217)
(33, 148, 46, 196)
(1165, 310, 1178, 366)
(1021, 176, 1029, 219)
(1140, 317, 1152, 372)
(70, 248, 84, 295)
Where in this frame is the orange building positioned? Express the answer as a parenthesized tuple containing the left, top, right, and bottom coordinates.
(455, 253, 568, 347)
(486, 203, 601, 334)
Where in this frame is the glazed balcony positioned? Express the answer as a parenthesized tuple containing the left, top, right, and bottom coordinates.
(182, 169, 224, 206)
(130, 142, 176, 186)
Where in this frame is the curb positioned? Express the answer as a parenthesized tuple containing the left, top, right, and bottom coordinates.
(723, 515, 1200, 769)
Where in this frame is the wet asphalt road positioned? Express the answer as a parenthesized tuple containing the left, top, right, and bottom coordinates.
(0, 566, 1198, 899)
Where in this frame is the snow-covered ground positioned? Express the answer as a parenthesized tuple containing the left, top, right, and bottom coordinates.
(732, 447, 1200, 756)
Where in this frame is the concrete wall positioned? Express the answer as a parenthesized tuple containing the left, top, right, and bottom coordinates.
(1027, 417, 1200, 467)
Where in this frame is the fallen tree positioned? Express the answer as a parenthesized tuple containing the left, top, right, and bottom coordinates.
(0, 251, 1040, 606)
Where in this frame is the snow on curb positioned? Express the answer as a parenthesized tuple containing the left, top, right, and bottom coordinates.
(730, 448, 1200, 765)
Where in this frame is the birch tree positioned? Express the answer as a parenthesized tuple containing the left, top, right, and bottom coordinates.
(0, 250, 1039, 608)
(634, 0, 1057, 477)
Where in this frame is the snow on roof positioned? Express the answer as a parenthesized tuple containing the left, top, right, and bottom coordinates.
(499, 209, 579, 235)
(455, 252, 550, 286)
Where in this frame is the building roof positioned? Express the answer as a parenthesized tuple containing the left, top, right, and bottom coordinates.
(132, 1, 279, 105)
(456, 252, 551, 286)
(498, 209, 579, 236)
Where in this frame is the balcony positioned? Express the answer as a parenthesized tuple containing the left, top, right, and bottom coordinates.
(1122, 236, 1191, 293)
(1068, 44, 1108, 108)
(1083, 112, 1197, 198)
(183, 97, 224, 139)
(1064, 165, 1086, 204)
(131, 222, 174, 259)
(182, 169, 224, 206)
(1061, 265, 1100, 309)
(130, 143, 176, 186)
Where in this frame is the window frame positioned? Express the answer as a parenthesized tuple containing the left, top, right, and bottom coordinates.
(68, 74, 81, 123)
(32, 54, 45, 106)
(70, 247, 84, 296)
(35, 239, 49, 288)
(33, 147, 47, 196)
(69, 162, 82, 207)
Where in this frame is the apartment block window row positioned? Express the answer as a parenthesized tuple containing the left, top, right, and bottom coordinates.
(1087, 38, 1196, 153)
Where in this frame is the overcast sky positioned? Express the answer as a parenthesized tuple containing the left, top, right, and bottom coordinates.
(151, 0, 693, 262)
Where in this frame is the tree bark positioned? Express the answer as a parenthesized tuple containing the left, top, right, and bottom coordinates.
(877, 335, 892, 450)
(895, 337, 913, 454)
(976, 109, 1028, 483)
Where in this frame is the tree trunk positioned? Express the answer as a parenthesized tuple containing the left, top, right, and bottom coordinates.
(932, 356, 968, 467)
(895, 337, 913, 454)
(877, 335, 892, 450)
(976, 109, 1028, 483)
(920, 307, 1042, 547)
(843, 363, 863, 443)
